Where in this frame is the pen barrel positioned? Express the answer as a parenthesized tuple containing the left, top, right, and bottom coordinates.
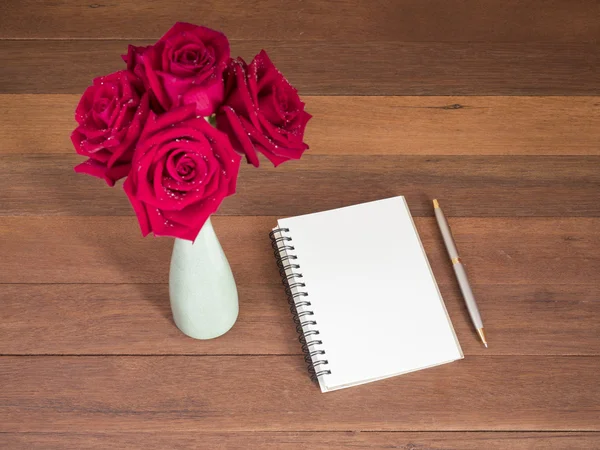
(434, 208, 459, 259)
(434, 204, 484, 330)
(452, 262, 483, 329)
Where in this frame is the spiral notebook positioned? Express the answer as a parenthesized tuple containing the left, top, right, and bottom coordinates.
(270, 196, 463, 392)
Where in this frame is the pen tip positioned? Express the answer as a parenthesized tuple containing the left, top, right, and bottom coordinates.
(477, 328, 488, 348)
(433, 199, 439, 209)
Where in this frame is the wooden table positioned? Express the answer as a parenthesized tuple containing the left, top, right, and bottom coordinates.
(1, 1, 599, 448)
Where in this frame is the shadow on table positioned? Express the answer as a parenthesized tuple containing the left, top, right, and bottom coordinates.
(45, 166, 175, 322)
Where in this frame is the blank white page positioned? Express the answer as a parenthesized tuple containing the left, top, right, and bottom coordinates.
(277, 196, 463, 392)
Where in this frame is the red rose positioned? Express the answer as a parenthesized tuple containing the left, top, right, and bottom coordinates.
(216, 50, 311, 167)
(123, 105, 241, 241)
(72, 70, 149, 186)
(124, 22, 229, 116)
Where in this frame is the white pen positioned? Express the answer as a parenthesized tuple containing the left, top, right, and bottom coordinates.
(433, 199, 488, 348)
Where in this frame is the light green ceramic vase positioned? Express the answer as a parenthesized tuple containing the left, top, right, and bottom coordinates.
(169, 217, 239, 339)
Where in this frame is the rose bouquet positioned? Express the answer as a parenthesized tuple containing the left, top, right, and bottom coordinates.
(72, 22, 311, 242)
(72, 22, 311, 339)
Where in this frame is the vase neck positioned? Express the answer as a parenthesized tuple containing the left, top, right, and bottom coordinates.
(174, 217, 216, 248)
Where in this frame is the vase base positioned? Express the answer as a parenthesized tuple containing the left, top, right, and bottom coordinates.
(173, 304, 239, 340)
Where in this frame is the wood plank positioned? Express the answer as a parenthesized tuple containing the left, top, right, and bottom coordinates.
(1, 216, 598, 286)
(3, 95, 600, 156)
(1, 0, 598, 42)
(1, 41, 597, 95)
(2, 154, 599, 217)
(1, 283, 598, 356)
(309, 96, 600, 156)
(0, 355, 598, 431)
(0, 284, 299, 356)
(3, 431, 600, 449)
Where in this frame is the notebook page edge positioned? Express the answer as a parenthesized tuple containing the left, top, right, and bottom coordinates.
(400, 197, 464, 360)
(278, 195, 406, 224)
(324, 355, 463, 392)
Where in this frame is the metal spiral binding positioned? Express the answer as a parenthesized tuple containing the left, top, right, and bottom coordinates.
(269, 227, 332, 381)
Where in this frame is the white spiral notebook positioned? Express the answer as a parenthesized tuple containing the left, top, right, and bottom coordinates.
(270, 196, 463, 392)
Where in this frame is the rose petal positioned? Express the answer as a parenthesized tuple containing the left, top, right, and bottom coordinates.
(107, 93, 150, 168)
(223, 60, 260, 128)
(246, 124, 304, 166)
(124, 176, 152, 237)
(142, 44, 172, 111)
(182, 80, 225, 116)
(75, 159, 130, 187)
(217, 106, 260, 167)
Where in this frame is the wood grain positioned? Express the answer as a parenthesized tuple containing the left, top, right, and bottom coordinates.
(1, 355, 598, 431)
(1, 216, 598, 286)
(1, 216, 598, 356)
(3, 431, 600, 450)
(1, 283, 598, 356)
(1, 0, 599, 42)
(2, 154, 599, 217)
(0, 0, 596, 443)
(3, 95, 600, 156)
(1, 41, 598, 95)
